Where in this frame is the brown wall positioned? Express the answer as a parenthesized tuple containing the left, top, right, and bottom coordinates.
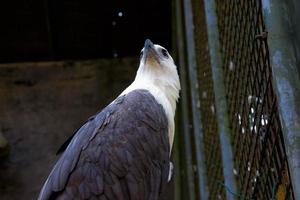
(0, 58, 137, 199)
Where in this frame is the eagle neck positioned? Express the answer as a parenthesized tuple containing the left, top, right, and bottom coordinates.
(120, 78, 178, 152)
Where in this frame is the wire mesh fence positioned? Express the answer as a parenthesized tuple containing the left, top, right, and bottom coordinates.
(215, 0, 295, 199)
(175, 0, 297, 199)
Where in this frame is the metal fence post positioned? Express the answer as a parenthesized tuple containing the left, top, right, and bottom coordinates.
(174, 0, 196, 199)
(203, 1, 237, 200)
(183, 0, 209, 199)
(262, 0, 300, 199)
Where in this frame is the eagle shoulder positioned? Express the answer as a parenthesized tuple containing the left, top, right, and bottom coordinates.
(38, 89, 170, 200)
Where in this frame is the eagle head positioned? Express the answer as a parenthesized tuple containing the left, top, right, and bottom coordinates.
(136, 39, 180, 104)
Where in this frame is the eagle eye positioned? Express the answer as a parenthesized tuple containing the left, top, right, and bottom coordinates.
(161, 49, 168, 58)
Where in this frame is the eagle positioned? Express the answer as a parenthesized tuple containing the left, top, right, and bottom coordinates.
(38, 39, 180, 200)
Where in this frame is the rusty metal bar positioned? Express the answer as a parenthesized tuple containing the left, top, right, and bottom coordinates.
(203, 0, 237, 199)
(183, 0, 208, 199)
(262, 0, 300, 199)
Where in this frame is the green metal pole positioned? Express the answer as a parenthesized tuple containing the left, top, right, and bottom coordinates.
(174, 0, 196, 199)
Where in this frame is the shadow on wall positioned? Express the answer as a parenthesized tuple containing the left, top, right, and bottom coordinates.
(0, 58, 137, 200)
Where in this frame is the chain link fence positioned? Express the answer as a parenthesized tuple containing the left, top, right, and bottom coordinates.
(216, 1, 295, 199)
(175, 0, 297, 199)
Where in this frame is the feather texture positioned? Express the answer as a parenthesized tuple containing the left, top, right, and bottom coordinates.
(38, 89, 170, 200)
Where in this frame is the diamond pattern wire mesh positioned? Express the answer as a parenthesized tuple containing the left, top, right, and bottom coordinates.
(214, 0, 295, 199)
(191, 0, 226, 199)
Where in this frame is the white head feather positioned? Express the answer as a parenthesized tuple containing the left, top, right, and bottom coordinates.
(121, 39, 181, 151)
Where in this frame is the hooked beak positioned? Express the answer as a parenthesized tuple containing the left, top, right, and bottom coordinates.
(143, 39, 160, 64)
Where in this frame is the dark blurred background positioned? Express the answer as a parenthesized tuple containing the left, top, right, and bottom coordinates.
(0, 1, 173, 199)
(0, 0, 172, 62)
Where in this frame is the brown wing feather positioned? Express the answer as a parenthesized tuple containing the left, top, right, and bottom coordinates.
(38, 90, 170, 200)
